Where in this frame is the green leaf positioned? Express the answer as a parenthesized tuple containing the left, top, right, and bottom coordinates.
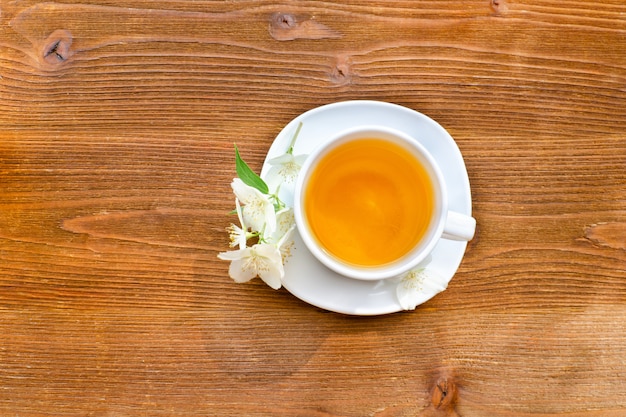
(235, 144, 269, 194)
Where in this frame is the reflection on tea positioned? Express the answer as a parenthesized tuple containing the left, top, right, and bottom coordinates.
(304, 138, 434, 267)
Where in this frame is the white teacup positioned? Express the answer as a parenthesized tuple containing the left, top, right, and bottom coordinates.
(294, 125, 475, 281)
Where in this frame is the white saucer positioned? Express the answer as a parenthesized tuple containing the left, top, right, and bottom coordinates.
(260, 100, 472, 315)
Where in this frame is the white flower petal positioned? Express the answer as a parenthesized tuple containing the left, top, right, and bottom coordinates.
(276, 224, 296, 264)
(217, 248, 246, 261)
(265, 167, 283, 193)
(228, 258, 258, 283)
(231, 178, 275, 234)
(293, 154, 308, 165)
(267, 153, 294, 165)
(218, 245, 285, 289)
(233, 199, 247, 249)
(235, 198, 245, 226)
(218, 249, 257, 283)
(261, 199, 277, 236)
(396, 269, 427, 310)
(252, 244, 284, 289)
(231, 178, 256, 202)
(276, 223, 295, 248)
(396, 268, 447, 310)
(227, 223, 246, 249)
(265, 153, 307, 191)
(263, 207, 294, 244)
(258, 263, 284, 290)
(275, 208, 295, 234)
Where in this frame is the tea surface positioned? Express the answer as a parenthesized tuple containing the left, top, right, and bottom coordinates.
(304, 138, 434, 267)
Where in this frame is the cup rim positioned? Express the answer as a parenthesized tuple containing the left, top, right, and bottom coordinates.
(294, 125, 449, 281)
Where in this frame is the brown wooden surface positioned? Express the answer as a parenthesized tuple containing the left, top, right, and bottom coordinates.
(1, 1, 626, 416)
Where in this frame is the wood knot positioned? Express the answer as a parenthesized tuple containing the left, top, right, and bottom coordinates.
(432, 376, 457, 410)
(268, 12, 341, 41)
(41, 29, 73, 66)
(272, 12, 296, 29)
(491, 0, 509, 15)
(329, 55, 353, 86)
(582, 222, 626, 251)
(418, 372, 459, 417)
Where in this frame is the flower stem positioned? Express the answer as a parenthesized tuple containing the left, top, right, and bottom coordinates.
(286, 121, 303, 155)
(270, 192, 285, 212)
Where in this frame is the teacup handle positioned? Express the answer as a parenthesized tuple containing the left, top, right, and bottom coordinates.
(442, 211, 476, 241)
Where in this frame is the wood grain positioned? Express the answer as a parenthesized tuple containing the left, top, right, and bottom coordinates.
(1, 1, 625, 416)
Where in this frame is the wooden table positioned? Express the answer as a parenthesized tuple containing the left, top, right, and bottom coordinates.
(1, 1, 625, 416)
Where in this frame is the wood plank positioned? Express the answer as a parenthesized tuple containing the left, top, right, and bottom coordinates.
(1, 1, 625, 415)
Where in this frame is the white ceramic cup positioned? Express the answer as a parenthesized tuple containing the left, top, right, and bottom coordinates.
(294, 125, 476, 281)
